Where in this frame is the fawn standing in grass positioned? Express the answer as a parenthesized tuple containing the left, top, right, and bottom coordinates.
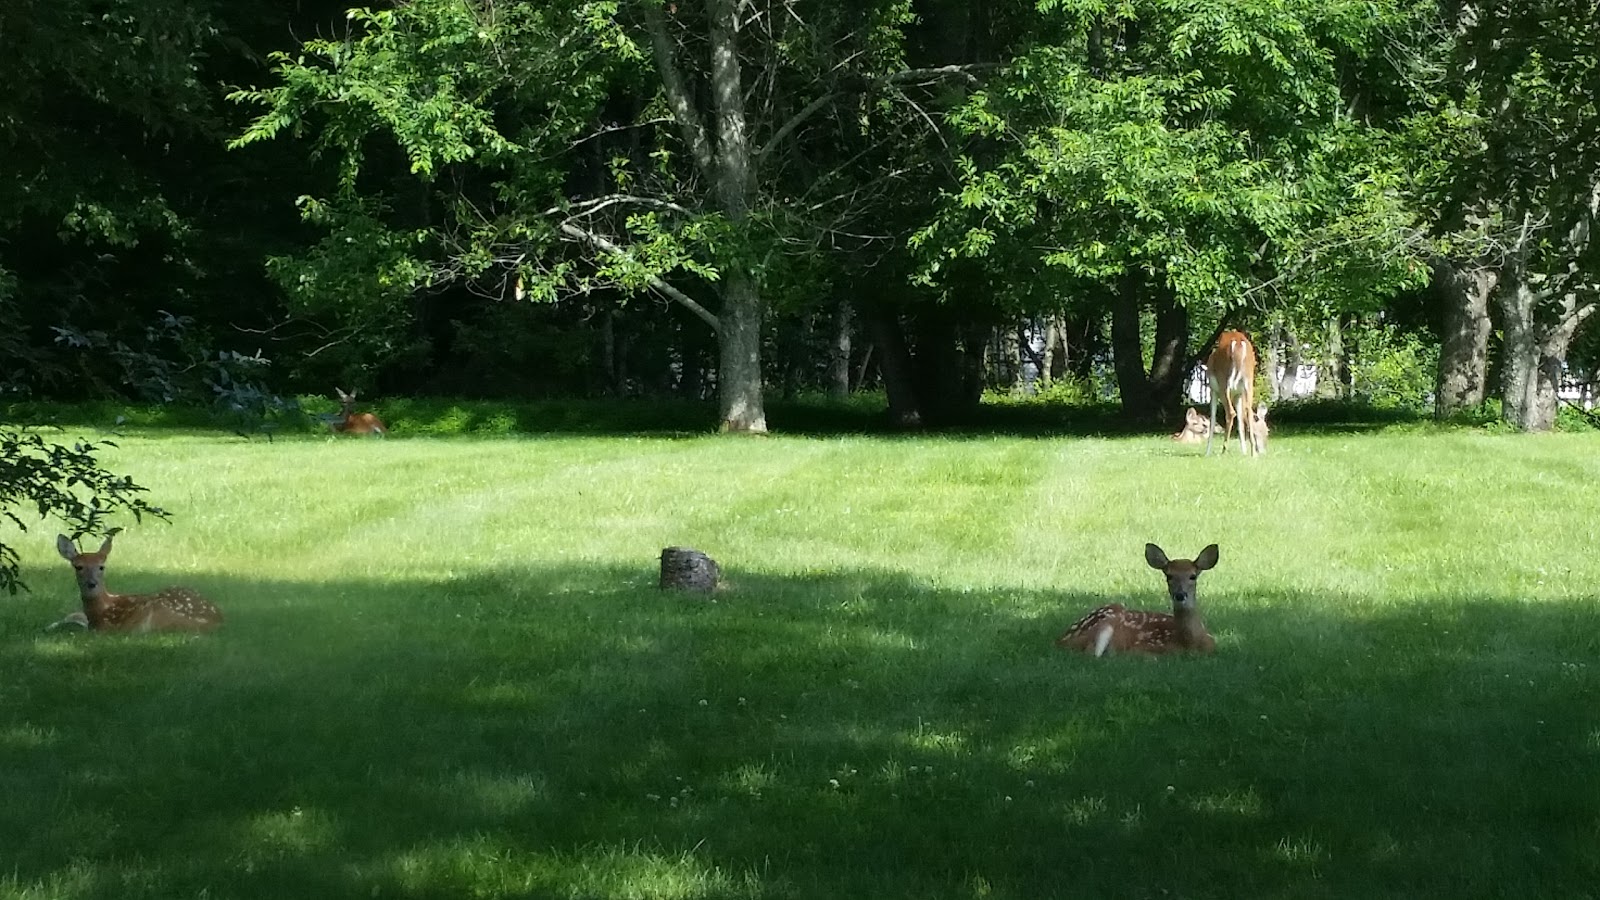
(329, 387, 386, 435)
(1056, 543, 1218, 656)
(56, 534, 224, 633)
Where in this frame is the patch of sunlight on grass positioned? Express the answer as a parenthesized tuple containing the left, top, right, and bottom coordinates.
(364, 838, 745, 900)
(724, 763, 776, 799)
(909, 727, 969, 754)
(1004, 736, 1083, 773)
(438, 770, 550, 818)
(0, 861, 97, 900)
(239, 805, 338, 861)
(1188, 787, 1266, 817)
(463, 680, 545, 707)
(0, 723, 56, 750)
(26, 638, 90, 659)
(1271, 833, 1329, 868)
(1061, 795, 1106, 826)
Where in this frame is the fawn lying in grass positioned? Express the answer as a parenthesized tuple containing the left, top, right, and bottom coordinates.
(54, 534, 223, 633)
(1056, 543, 1218, 656)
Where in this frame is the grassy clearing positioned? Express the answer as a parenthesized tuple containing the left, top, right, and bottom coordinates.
(2, 422, 1598, 899)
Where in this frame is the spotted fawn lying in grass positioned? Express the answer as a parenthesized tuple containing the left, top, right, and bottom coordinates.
(56, 534, 223, 633)
(1056, 543, 1218, 656)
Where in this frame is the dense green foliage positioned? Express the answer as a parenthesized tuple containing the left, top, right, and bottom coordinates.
(2, 0, 1595, 430)
(3, 427, 1598, 898)
(0, 428, 167, 594)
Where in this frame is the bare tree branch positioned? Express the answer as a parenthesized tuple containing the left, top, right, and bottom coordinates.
(555, 220, 721, 333)
(756, 63, 993, 161)
(547, 194, 699, 220)
(641, 2, 715, 180)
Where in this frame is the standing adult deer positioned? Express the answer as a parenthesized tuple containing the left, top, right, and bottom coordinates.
(56, 534, 224, 633)
(1205, 330, 1267, 456)
(329, 388, 387, 436)
(1056, 543, 1219, 656)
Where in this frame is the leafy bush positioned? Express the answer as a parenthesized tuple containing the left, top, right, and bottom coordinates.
(1349, 325, 1438, 410)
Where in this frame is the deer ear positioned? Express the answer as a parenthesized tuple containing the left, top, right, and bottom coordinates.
(56, 534, 78, 560)
(1194, 544, 1220, 571)
(1145, 544, 1170, 569)
(97, 535, 114, 556)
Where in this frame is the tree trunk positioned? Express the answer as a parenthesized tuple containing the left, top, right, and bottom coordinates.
(1149, 291, 1189, 418)
(705, 0, 766, 432)
(1109, 285, 1149, 416)
(866, 306, 922, 427)
(600, 307, 619, 394)
(717, 270, 767, 432)
(1276, 322, 1302, 400)
(1498, 270, 1583, 432)
(1110, 279, 1189, 420)
(999, 325, 1021, 390)
(828, 299, 852, 399)
(1044, 314, 1068, 382)
(1496, 202, 1597, 432)
(1434, 258, 1497, 418)
(1318, 317, 1348, 399)
(1263, 324, 1283, 402)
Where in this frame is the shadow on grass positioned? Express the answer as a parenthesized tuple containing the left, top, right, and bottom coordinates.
(2, 564, 1595, 899)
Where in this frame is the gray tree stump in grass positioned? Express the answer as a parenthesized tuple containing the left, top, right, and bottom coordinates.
(659, 547, 721, 593)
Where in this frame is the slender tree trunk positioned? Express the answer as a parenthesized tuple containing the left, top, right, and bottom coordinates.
(1318, 318, 1348, 399)
(1109, 285, 1149, 416)
(1263, 324, 1283, 403)
(865, 306, 922, 427)
(1044, 314, 1067, 382)
(600, 308, 619, 394)
(1276, 323, 1302, 399)
(829, 299, 852, 399)
(1434, 258, 1497, 418)
(854, 343, 875, 393)
(999, 325, 1021, 390)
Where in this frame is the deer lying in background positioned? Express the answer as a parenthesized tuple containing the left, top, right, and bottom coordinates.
(1171, 408, 1213, 444)
(1056, 543, 1218, 656)
(329, 388, 386, 436)
(55, 535, 224, 633)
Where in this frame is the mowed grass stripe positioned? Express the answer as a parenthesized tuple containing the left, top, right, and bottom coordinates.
(2, 427, 1598, 900)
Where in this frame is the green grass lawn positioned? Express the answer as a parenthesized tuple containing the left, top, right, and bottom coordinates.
(2, 423, 1598, 899)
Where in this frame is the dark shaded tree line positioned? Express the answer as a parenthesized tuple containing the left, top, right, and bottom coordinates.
(0, 0, 1595, 432)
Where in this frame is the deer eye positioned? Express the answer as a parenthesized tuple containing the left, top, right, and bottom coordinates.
(73, 565, 83, 571)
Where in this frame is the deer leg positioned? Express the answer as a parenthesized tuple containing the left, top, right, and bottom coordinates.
(1205, 392, 1218, 456)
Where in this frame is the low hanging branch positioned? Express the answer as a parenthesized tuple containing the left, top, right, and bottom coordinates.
(553, 221, 721, 333)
